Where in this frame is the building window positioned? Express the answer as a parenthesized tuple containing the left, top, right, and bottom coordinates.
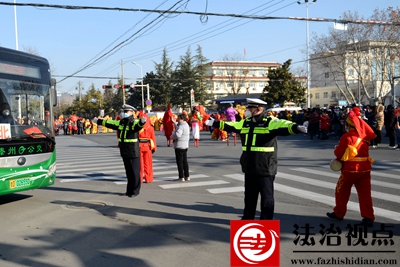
(258, 70, 265, 76)
(259, 82, 265, 88)
(325, 72, 329, 78)
(315, 93, 320, 99)
(323, 92, 328, 98)
(215, 69, 223, 76)
(249, 70, 255, 76)
(371, 60, 377, 79)
(347, 69, 354, 76)
(348, 59, 354, 65)
(362, 59, 368, 65)
(331, 92, 336, 98)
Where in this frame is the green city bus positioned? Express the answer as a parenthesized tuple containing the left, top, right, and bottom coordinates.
(0, 46, 57, 195)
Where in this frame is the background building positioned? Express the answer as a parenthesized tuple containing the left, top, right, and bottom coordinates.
(310, 40, 400, 107)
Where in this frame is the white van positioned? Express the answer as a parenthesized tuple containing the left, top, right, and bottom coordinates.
(266, 107, 302, 113)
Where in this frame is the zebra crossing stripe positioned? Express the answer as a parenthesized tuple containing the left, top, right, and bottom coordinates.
(294, 167, 400, 189)
(153, 174, 209, 182)
(223, 173, 244, 181)
(277, 172, 400, 203)
(60, 175, 126, 183)
(207, 186, 243, 194)
(56, 165, 125, 173)
(159, 180, 229, 189)
(154, 170, 187, 176)
(152, 165, 176, 170)
(274, 183, 400, 222)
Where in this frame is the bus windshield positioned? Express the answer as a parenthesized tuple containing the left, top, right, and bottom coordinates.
(0, 78, 53, 141)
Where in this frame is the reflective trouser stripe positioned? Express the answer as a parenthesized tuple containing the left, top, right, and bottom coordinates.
(242, 146, 275, 152)
(118, 138, 138, 143)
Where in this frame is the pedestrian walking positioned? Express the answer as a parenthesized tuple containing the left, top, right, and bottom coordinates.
(375, 104, 384, 145)
(170, 113, 190, 182)
(327, 108, 376, 227)
(190, 107, 202, 147)
(139, 112, 157, 183)
(96, 104, 146, 197)
(162, 105, 174, 147)
(205, 98, 307, 220)
(385, 105, 397, 148)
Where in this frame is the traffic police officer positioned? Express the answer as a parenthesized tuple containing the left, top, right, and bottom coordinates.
(97, 104, 146, 197)
(206, 98, 307, 219)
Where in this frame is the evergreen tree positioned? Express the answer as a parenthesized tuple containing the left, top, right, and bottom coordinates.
(261, 59, 306, 107)
(153, 48, 174, 107)
(171, 47, 198, 109)
(193, 45, 210, 104)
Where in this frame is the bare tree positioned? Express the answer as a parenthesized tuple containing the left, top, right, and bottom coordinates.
(310, 7, 400, 105)
(219, 53, 249, 95)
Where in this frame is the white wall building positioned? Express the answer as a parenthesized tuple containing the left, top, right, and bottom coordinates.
(204, 61, 307, 103)
(310, 40, 400, 107)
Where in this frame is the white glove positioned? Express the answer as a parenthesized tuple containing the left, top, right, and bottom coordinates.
(205, 118, 214, 127)
(140, 117, 147, 124)
(297, 125, 307, 134)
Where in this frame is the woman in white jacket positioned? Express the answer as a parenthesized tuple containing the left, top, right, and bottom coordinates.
(171, 114, 191, 181)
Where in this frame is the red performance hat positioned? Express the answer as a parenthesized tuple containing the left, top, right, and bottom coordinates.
(352, 107, 361, 116)
(346, 110, 376, 141)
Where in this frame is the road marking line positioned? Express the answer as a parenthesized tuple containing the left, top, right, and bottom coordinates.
(275, 183, 400, 222)
(154, 170, 186, 175)
(159, 180, 229, 189)
(207, 186, 243, 194)
(277, 171, 400, 204)
(223, 173, 244, 181)
(153, 174, 209, 182)
(294, 167, 400, 188)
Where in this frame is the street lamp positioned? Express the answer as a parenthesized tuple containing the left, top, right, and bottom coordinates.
(132, 61, 145, 110)
(298, 0, 317, 109)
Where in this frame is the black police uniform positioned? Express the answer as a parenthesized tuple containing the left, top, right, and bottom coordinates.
(97, 113, 145, 197)
(210, 99, 303, 219)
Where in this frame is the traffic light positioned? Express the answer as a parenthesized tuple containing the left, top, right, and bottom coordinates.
(114, 84, 132, 89)
(102, 85, 112, 89)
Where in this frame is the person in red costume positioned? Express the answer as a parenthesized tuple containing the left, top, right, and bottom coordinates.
(327, 108, 376, 227)
(162, 105, 174, 147)
(139, 111, 157, 183)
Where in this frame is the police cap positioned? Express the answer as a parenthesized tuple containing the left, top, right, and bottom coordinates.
(122, 104, 136, 111)
(246, 98, 267, 108)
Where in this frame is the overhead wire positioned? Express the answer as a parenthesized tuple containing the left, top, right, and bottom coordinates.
(91, 0, 282, 78)
(57, 0, 191, 83)
(96, 0, 291, 75)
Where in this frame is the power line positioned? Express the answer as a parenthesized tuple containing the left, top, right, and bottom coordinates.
(95, 0, 292, 76)
(56, 0, 190, 83)
(1, 2, 399, 25)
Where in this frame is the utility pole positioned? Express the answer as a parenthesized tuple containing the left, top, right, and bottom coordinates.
(297, 0, 317, 109)
(121, 60, 125, 105)
(75, 81, 84, 101)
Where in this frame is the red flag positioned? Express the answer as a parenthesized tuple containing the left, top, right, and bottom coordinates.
(244, 48, 246, 56)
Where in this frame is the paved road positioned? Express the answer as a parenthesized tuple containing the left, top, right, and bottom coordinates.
(0, 131, 398, 267)
(57, 131, 400, 223)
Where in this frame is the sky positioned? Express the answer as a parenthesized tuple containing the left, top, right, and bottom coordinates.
(1, 0, 398, 96)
